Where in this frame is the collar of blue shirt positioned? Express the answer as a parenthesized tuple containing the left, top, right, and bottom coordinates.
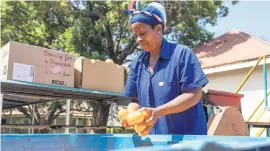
(138, 37, 171, 64)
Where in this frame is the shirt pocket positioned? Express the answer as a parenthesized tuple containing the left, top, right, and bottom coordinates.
(158, 81, 179, 104)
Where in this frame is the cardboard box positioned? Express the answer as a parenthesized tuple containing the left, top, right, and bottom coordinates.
(1, 41, 75, 87)
(74, 57, 125, 93)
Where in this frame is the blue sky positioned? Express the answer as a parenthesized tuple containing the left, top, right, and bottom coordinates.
(206, 1, 270, 42)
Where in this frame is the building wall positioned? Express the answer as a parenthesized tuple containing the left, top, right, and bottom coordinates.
(204, 64, 270, 137)
(204, 64, 270, 92)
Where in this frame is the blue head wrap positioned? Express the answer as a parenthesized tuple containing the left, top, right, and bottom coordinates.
(124, 2, 167, 32)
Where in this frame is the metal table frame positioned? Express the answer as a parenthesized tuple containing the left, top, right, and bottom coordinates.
(246, 122, 270, 137)
(0, 80, 131, 133)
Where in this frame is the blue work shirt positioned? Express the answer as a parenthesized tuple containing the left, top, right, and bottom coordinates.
(124, 38, 209, 135)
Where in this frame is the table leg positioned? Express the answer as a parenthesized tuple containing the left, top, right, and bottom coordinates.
(65, 99, 71, 133)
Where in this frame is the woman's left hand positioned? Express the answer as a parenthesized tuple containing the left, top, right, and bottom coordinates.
(138, 107, 160, 136)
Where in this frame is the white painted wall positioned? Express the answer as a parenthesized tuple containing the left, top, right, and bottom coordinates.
(204, 64, 270, 137)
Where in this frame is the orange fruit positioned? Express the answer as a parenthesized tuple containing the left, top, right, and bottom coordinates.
(105, 59, 114, 64)
(118, 108, 129, 121)
(127, 103, 140, 113)
(126, 111, 144, 126)
(134, 123, 147, 133)
(90, 59, 95, 63)
(139, 130, 149, 137)
(122, 119, 128, 127)
(142, 110, 151, 121)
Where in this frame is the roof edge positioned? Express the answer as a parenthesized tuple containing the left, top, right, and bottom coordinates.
(203, 56, 270, 75)
(201, 54, 270, 69)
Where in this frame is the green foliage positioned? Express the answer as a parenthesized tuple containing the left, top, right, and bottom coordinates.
(1, 1, 73, 48)
(161, 1, 229, 47)
(1, 0, 237, 64)
(16, 99, 93, 125)
(106, 127, 135, 134)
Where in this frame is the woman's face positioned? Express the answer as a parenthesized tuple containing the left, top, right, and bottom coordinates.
(131, 22, 162, 53)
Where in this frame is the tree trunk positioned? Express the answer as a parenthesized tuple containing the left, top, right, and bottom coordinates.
(88, 102, 111, 134)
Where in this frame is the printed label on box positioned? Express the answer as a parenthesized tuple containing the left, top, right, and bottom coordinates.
(12, 63, 35, 82)
(52, 80, 64, 85)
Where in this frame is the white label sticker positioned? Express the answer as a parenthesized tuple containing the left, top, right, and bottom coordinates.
(12, 63, 35, 82)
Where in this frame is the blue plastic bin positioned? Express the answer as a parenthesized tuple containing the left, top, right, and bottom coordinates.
(1, 134, 270, 151)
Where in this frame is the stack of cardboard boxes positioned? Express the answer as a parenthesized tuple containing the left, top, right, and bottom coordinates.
(1, 42, 128, 93)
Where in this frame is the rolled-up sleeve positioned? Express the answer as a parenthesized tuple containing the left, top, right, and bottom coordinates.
(179, 47, 209, 93)
(124, 62, 138, 98)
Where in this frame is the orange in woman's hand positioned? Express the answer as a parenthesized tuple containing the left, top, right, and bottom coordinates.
(134, 123, 147, 133)
(118, 108, 129, 121)
(142, 110, 152, 121)
(121, 119, 128, 127)
(127, 103, 140, 113)
(139, 130, 149, 137)
(128, 108, 137, 113)
(126, 111, 144, 126)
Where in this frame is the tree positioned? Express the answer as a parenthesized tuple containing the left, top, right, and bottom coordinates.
(1, 0, 237, 132)
(1, 0, 238, 64)
(9, 99, 111, 133)
(14, 100, 92, 133)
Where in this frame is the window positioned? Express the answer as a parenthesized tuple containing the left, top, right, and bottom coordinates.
(72, 119, 76, 125)
(2, 119, 7, 124)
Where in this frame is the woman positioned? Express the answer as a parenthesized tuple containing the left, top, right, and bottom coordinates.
(123, 2, 209, 136)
